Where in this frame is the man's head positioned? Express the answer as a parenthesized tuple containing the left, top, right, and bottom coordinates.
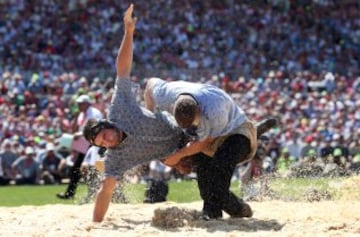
(173, 94, 200, 129)
(76, 95, 93, 112)
(24, 146, 35, 157)
(2, 139, 12, 151)
(46, 143, 55, 153)
(83, 119, 123, 148)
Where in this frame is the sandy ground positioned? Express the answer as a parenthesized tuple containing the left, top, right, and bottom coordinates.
(1, 177, 360, 237)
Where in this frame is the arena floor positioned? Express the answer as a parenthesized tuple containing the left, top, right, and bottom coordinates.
(1, 176, 359, 237)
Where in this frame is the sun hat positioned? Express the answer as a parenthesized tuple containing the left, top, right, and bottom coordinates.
(46, 143, 55, 151)
(76, 95, 93, 103)
(25, 147, 35, 155)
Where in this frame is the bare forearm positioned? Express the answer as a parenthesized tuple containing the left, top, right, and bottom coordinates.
(93, 189, 112, 222)
(164, 138, 213, 166)
(92, 177, 117, 222)
(116, 32, 134, 78)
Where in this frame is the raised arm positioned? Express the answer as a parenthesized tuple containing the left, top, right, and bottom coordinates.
(116, 4, 137, 78)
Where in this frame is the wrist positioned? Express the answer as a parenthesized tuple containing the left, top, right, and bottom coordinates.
(125, 29, 135, 35)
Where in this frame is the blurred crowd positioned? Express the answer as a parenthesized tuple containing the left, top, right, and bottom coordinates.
(1, 69, 359, 185)
(1, 0, 359, 78)
(1, 0, 360, 185)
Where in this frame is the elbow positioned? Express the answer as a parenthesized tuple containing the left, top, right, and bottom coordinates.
(116, 67, 130, 79)
(116, 59, 131, 78)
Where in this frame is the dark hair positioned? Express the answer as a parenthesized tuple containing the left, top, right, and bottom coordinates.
(83, 119, 116, 145)
(173, 94, 198, 128)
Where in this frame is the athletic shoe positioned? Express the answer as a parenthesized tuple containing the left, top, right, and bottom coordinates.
(56, 193, 74, 200)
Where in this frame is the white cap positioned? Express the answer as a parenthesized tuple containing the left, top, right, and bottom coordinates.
(333, 133, 340, 140)
(76, 95, 93, 103)
(46, 143, 55, 151)
(25, 147, 35, 155)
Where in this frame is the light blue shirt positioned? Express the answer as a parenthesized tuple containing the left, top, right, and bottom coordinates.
(12, 156, 40, 178)
(151, 78, 247, 140)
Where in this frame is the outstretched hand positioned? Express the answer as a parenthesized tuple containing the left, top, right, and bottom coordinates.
(124, 4, 137, 33)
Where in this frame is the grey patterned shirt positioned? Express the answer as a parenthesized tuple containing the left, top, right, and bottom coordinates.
(104, 77, 183, 179)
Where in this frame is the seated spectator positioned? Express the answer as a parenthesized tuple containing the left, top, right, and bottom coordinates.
(349, 138, 360, 161)
(266, 136, 281, 167)
(300, 135, 318, 160)
(284, 133, 301, 162)
(11, 147, 40, 185)
(276, 147, 296, 177)
(41, 143, 64, 184)
(349, 138, 360, 172)
(350, 154, 360, 173)
(0, 139, 19, 185)
(319, 136, 334, 158)
(332, 134, 350, 163)
(332, 148, 349, 170)
(322, 149, 350, 177)
(58, 150, 77, 179)
(291, 149, 325, 177)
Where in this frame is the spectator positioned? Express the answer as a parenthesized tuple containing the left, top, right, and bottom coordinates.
(284, 132, 302, 161)
(41, 143, 64, 184)
(1, 2, 360, 77)
(332, 148, 348, 170)
(57, 150, 77, 180)
(11, 147, 40, 185)
(0, 139, 19, 185)
(349, 138, 360, 164)
(276, 147, 297, 177)
(320, 136, 334, 159)
(300, 135, 317, 159)
(265, 136, 282, 168)
(333, 134, 350, 161)
(350, 141, 360, 172)
(57, 94, 103, 199)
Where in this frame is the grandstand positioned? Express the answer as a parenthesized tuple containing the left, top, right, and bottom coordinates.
(0, 0, 359, 80)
